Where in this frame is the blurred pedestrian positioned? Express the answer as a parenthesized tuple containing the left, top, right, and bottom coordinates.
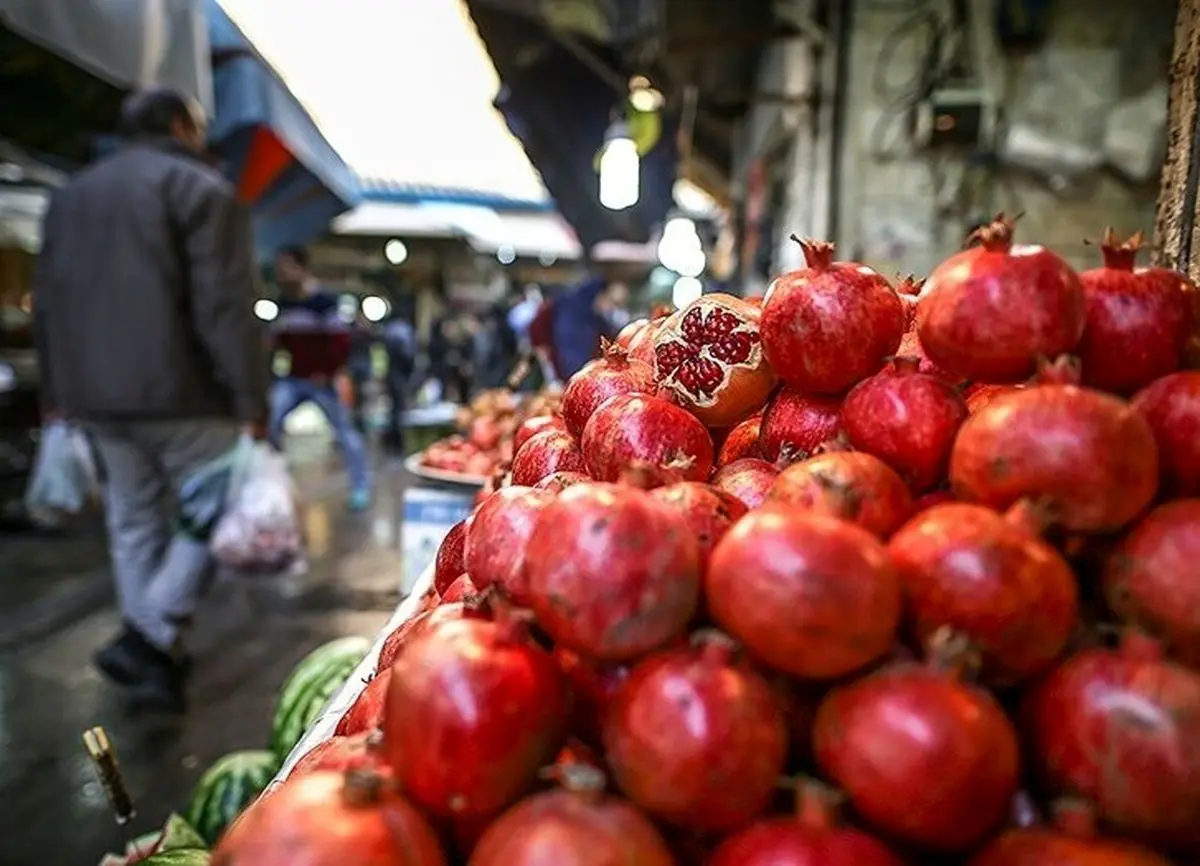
(380, 309, 416, 454)
(539, 276, 631, 380)
(32, 87, 267, 712)
(346, 312, 377, 433)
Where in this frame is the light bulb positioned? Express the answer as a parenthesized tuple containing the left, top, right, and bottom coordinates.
(361, 295, 389, 322)
(599, 135, 640, 211)
(672, 276, 703, 308)
(384, 238, 408, 265)
(254, 299, 278, 321)
(676, 247, 707, 279)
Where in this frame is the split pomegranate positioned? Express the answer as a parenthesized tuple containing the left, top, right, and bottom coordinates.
(1022, 633, 1200, 850)
(760, 237, 904, 393)
(383, 616, 569, 818)
(336, 668, 392, 736)
(1132, 370, 1200, 497)
(711, 457, 780, 510)
(509, 428, 587, 487)
(653, 293, 776, 426)
(439, 573, 480, 605)
(717, 414, 764, 466)
(766, 450, 914, 538)
(758, 388, 843, 462)
(288, 732, 385, 781)
(561, 341, 657, 437)
(964, 382, 1022, 415)
(602, 632, 788, 833)
(709, 780, 904, 866)
(433, 519, 468, 595)
(1104, 500, 1200, 667)
(468, 765, 675, 866)
(464, 486, 554, 603)
(376, 600, 491, 674)
(649, 482, 748, 567)
(524, 482, 701, 661)
(813, 637, 1021, 853)
(212, 769, 446, 865)
(580, 393, 714, 483)
(532, 470, 591, 493)
(513, 414, 566, 454)
(554, 648, 630, 747)
(842, 356, 969, 491)
(1076, 229, 1194, 394)
(887, 501, 1079, 684)
(917, 214, 1086, 382)
(707, 507, 901, 679)
(950, 357, 1159, 533)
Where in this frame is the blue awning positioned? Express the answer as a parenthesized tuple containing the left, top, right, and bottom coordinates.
(205, 0, 360, 257)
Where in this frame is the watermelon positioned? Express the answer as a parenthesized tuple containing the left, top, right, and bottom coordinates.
(185, 750, 279, 846)
(140, 852, 210, 866)
(99, 814, 207, 866)
(269, 635, 371, 759)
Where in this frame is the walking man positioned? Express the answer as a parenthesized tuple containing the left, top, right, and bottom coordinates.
(33, 88, 267, 712)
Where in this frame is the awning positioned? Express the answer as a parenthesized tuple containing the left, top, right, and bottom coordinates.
(205, 0, 359, 257)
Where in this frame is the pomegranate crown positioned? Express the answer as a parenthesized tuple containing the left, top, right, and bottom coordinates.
(1083, 227, 1145, 271)
(1032, 355, 1082, 387)
(789, 234, 835, 270)
(894, 274, 926, 296)
(965, 212, 1022, 252)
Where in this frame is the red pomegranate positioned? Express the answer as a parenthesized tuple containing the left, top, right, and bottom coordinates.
(532, 470, 591, 493)
(717, 414, 764, 466)
(653, 293, 776, 426)
(709, 780, 904, 866)
(1132, 370, 1200, 497)
(288, 732, 385, 781)
(561, 341, 657, 437)
(918, 214, 1086, 383)
(580, 393, 714, 483)
(1104, 500, 1200, 667)
(767, 450, 914, 538)
(896, 326, 962, 383)
(887, 501, 1079, 684)
(376, 600, 491, 673)
(469, 765, 675, 865)
(384, 616, 568, 819)
(615, 316, 649, 349)
(950, 356, 1159, 533)
(510, 429, 587, 487)
(760, 237, 904, 393)
(842, 356, 968, 491)
(1022, 633, 1200, 850)
(464, 486, 554, 603)
(649, 482, 748, 567)
(964, 382, 1022, 415)
(213, 769, 446, 865)
(896, 274, 924, 328)
(813, 638, 1021, 853)
(554, 648, 630, 747)
(439, 573, 480, 605)
(707, 507, 900, 680)
(711, 457, 780, 509)
(433, 519, 468, 595)
(513, 415, 567, 454)
(911, 488, 955, 513)
(336, 668, 392, 736)
(627, 307, 672, 367)
(524, 482, 701, 661)
(602, 632, 788, 833)
(758, 388, 842, 463)
(1076, 229, 1194, 394)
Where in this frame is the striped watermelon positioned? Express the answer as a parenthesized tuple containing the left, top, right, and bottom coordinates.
(140, 852, 210, 866)
(269, 636, 371, 759)
(185, 750, 279, 846)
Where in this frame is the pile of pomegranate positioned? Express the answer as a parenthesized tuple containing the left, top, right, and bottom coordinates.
(218, 219, 1200, 865)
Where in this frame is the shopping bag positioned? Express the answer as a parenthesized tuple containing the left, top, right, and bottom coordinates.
(24, 421, 99, 527)
(209, 442, 307, 575)
(177, 438, 250, 541)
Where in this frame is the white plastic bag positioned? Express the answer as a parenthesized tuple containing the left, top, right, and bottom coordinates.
(209, 441, 306, 575)
(24, 421, 98, 526)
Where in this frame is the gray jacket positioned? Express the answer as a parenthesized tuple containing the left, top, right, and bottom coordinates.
(33, 138, 266, 423)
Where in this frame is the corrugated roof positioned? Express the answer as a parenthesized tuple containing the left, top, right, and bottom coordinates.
(358, 177, 554, 213)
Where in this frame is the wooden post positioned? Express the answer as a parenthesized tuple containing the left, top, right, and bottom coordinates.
(1154, 0, 1200, 275)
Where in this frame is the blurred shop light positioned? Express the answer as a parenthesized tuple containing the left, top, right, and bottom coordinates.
(497, 244, 517, 265)
(384, 238, 409, 265)
(254, 299, 279, 321)
(599, 120, 639, 211)
(361, 295, 390, 322)
(338, 295, 359, 322)
(672, 178, 720, 218)
(628, 75, 665, 113)
(672, 276, 703, 308)
(538, 251, 557, 267)
(657, 216, 706, 277)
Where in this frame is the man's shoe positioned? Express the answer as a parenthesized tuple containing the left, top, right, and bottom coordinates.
(125, 657, 188, 714)
(94, 626, 191, 687)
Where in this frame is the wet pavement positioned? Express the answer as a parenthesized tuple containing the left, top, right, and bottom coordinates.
(0, 434, 459, 866)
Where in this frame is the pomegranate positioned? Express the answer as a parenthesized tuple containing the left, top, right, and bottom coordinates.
(615, 316, 647, 347)
(580, 393, 714, 483)
(289, 732, 385, 781)
(1022, 633, 1200, 851)
(510, 428, 587, 487)
(896, 274, 924, 328)
(760, 237, 904, 393)
(627, 307, 672, 367)
(767, 450, 913, 538)
(560, 340, 657, 438)
(896, 326, 961, 383)
(709, 780, 904, 866)
(1076, 229, 1194, 394)
(524, 482, 701, 661)
(212, 769, 446, 865)
(433, 519, 468, 595)
(384, 616, 569, 818)
(813, 635, 1021, 853)
(918, 214, 1086, 382)
(707, 507, 900, 679)
(554, 648, 630, 747)
(717, 414, 764, 466)
(336, 668, 392, 736)
(965, 382, 1021, 415)
(653, 293, 776, 426)
(842, 356, 968, 491)
(887, 501, 1079, 684)
(464, 486, 554, 603)
(758, 388, 842, 462)
(1132, 370, 1200, 497)
(1104, 500, 1200, 666)
(650, 482, 748, 567)
(532, 470, 591, 493)
(950, 356, 1159, 533)
(602, 632, 788, 833)
(911, 488, 955, 513)
(469, 765, 675, 865)
(712, 457, 780, 509)
(376, 600, 491, 673)
(439, 573, 480, 604)
(513, 414, 566, 454)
